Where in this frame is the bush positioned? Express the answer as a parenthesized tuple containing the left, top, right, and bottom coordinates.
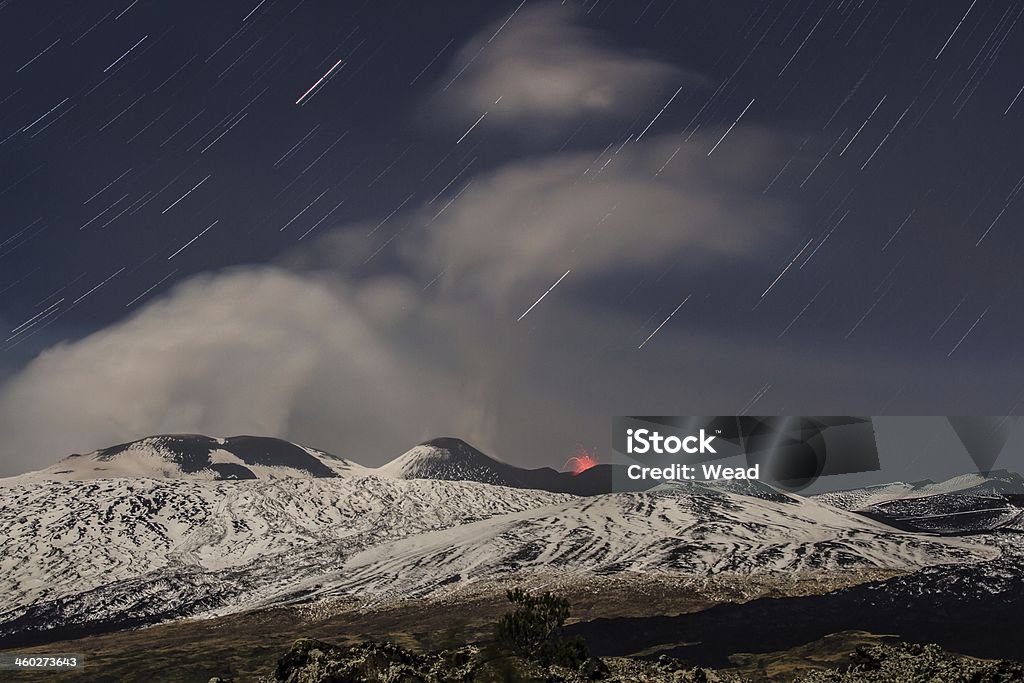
(494, 588, 588, 668)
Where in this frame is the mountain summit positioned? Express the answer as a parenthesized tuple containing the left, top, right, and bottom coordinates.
(379, 437, 648, 495)
(5, 434, 643, 496)
(378, 437, 538, 486)
(10, 434, 365, 482)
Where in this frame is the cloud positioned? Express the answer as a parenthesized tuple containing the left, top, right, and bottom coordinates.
(0, 129, 796, 474)
(0, 269, 465, 473)
(0, 9, 1013, 483)
(0, 178, 1014, 477)
(2, 251, 1010, 479)
(402, 129, 790, 308)
(429, 2, 691, 132)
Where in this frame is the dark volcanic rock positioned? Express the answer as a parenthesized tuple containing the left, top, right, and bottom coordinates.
(579, 656, 610, 679)
(264, 638, 1024, 683)
(391, 437, 653, 496)
(266, 638, 628, 682)
(273, 639, 430, 682)
(797, 642, 1024, 682)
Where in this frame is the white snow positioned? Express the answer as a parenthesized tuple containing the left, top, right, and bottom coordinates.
(0, 436, 1010, 641)
(814, 472, 1022, 512)
(0, 474, 996, 639)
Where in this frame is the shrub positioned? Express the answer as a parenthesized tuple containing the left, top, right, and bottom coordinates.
(494, 588, 588, 668)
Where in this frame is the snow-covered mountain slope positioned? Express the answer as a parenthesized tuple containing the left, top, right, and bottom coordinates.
(378, 438, 530, 484)
(294, 482, 993, 605)
(1, 474, 983, 641)
(0, 434, 1010, 647)
(0, 476, 572, 646)
(815, 471, 1024, 510)
(814, 471, 1024, 534)
(5, 434, 367, 483)
(812, 482, 924, 511)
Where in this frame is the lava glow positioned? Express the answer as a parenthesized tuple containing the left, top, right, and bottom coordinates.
(564, 448, 599, 475)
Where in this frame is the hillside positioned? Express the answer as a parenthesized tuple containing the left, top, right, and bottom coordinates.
(0, 473, 994, 648)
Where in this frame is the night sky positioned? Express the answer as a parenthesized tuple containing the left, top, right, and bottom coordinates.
(1, 0, 1023, 476)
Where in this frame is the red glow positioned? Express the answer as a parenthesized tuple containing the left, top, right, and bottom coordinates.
(564, 447, 599, 475)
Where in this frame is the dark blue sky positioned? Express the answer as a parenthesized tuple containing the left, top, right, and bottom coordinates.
(1, 0, 1023, 474)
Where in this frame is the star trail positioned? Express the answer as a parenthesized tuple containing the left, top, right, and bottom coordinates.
(1, 0, 1023, 473)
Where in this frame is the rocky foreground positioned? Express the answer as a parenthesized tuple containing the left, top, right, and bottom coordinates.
(199, 638, 1024, 683)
